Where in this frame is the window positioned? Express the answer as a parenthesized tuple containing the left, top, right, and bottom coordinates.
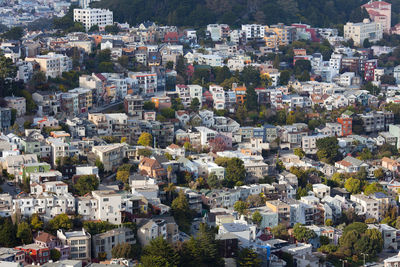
(79, 240, 86, 244)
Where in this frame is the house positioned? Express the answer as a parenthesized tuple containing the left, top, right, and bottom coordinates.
(15, 244, 50, 265)
(138, 157, 166, 180)
(350, 194, 380, 220)
(137, 219, 168, 246)
(218, 220, 257, 246)
(312, 184, 331, 199)
(34, 231, 70, 260)
(57, 228, 91, 262)
(335, 156, 368, 173)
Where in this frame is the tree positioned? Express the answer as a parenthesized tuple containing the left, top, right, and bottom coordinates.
(215, 157, 246, 188)
(190, 97, 200, 111)
(171, 191, 193, 233)
(293, 148, 305, 159)
(143, 101, 155, 110)
(245, 85, 258, 111)
(240, 66, 261, 86)
(234, 200, 249, 216)
(2, 27, 23, 40)
(138, 148, 152, 157)
(320, 235, 330, 246)
(363, 38, 371, 48)
(374, 168, 384, 179)
(160, 107, 175, 118)
(294, 60, 311, 75)
(344, 177, 362, 194)
(316, 137, 340, 164)
(280, 70, 291, 85)
(166, 61, 174, 70)
(206, 173, 221, 189)
(237, 248, 262, 267)
(88, 24, 99, 32)
(74, 175, 99, 196)
(141, 236, 180, 267)
(293, 223, 316, 242)
(208, 136, 228, 153)
(138, 132, 153, 147)
(0, 218, 16, 247)
(50, 249, 61, 261)
(17, 221, 32, 244)
(381, 74, 396, 85)
(362, 82, 381, 95)
(31, 213, 43, 231)
(98, 62, 114, 72)
(325, 219, 333, 226)
(271, 223, 289, 239)
(252, 211, 263, 226)
(95, 158, 104, 175)
(112, 242, 134, 259)
(364, 182, 384, 196)
(49, 214, 72, 231)
(105, 24, 119, 34)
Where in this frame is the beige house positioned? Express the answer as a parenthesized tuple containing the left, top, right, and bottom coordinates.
(57, 228, 91, 262)
(92, 143, 125, 172)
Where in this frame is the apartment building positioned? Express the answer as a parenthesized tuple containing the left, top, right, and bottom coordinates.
(4, 96, 26, 116)
(241, 24, 266, 40)
(0, 108, 12, 129)
(92, 143, 125, 172)
(73, 8, 113, 31)
(25, 53, 72, 78)
(57, 229, 91, 262)
(350, 194, 380, 220)
(128, 72, 157, 95)
(344, 19, 383, 46)
(92, 190, 122, 224)
(92, 227, 135, 259)
(362, 1, 391, 33)
(124, 95, 143, 118)
(359, 111, 385, 133)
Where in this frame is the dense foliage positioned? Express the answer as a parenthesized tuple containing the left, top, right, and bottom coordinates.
(93, 0, 400, 28)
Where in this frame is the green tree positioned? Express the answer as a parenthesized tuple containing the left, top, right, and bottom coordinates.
(74, 175, 99, 196)
(344, 177, 362, 194)
(293, 148, 305, 159)
(316, 137, 340, 164)
(50, 249, 61, 261)
(105, 24, 119, 34)
(362, 82, 381, 95)
(95, 158, 104, 175)
(2, 27, 23, 40)
(88, 25, 99, 32)
(215, 157, 246, 188)
(190, 98, 200, 111)
(364, 182, 385, 196)
(381, 74, 396, 85)
(98, 62, 114, 72)
(112, 242, 134, 259)
(49, 213, 72, 231)
(374, 168, 384, 179)
(234, 200, 249, 216)
(271, 223, 289, 239)
(143, 101, 155, 110)
(31, 213, 43, 231)
(160, 107, 175, 118)
(279, 70, 291, 85)
(245, 86, 258, 111)
(293, 223, 316, 242)
(141, 236, 180, 267)
(207, 173, 221, 189)
(0, 218, 17, 247)
(17, 221, 32, 244)
(240, 66, 260, 86)
(138, 132, 153, 147)
(325, 219, 333, 226)
(237, 248, 262, 267)
(171, 191, 193, 233)
(138, 148, 152, 157)
(252, 211, 263, 226)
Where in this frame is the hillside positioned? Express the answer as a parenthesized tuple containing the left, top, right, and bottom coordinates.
(92, 0, 400, 28)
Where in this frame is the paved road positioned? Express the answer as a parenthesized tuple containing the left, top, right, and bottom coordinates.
(1, 182, 19, 196)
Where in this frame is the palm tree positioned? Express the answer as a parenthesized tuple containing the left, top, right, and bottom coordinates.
(164, 183, 176, 204)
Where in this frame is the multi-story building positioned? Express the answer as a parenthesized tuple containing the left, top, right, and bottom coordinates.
(0, 108, 11, 129)
(344, 19, 383, 46)
(4, 96, 26, 116)
(241, 24, 266, 40)
(57, 229, 91, 262)
(68, 88, 93, 113)
(337, 114, 353, 136)
(362, 1, 392, 33)
(364, 59, 378, 81)
(350, 194, 380, 220)
(129, 72, 157, 95)
(124, 95, 143, 118)
(25, 53, 72, 78)
(15, 244, 50, 265)
(92, 143, 125, 172)
(92, 190, 122, 224)
(266, 200, 291, 225)
(359, 111, 385, 133)
(0, 248, 25, 263)
(206, 24, 230, 41)
(92, 227, 135, 260)
(73, 8, 113, 31)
